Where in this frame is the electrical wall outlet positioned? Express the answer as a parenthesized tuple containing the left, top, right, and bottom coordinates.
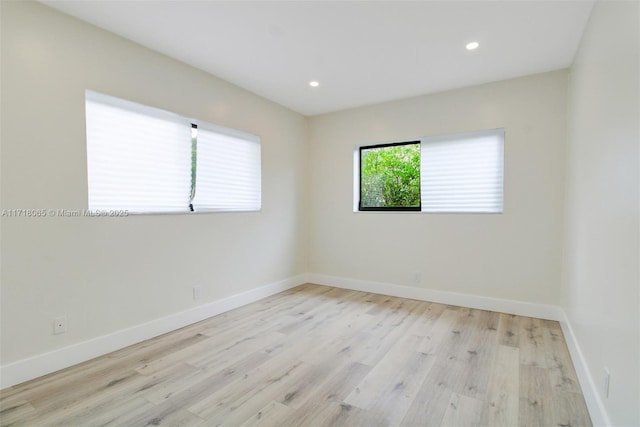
(53, 316, 67, 334)
(604, 367, 611, 398)
(193, 286, 202, 300)
(412, 272, 422, 284)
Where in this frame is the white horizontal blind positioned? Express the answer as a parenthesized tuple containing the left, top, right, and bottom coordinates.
(191, 123, 261, 212)
(85, 91, 192, 213)
(420, 129, 504, 213)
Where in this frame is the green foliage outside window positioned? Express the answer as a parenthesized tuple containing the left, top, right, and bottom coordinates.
(360, 142, 421, 209)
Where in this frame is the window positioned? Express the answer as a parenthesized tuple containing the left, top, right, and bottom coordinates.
(420, 129, 504, 213)
(85, 91, 261, 214)
(356, 129, 504, 213)
(359, 141, 421, 211)
(191, 122, 261, 212)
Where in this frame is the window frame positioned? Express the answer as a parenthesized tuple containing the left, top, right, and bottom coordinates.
(355, 128, 505, 214)
(190, 121, 261, 213)
(358, 140, 422, 212)
(85, 90, 261, 215)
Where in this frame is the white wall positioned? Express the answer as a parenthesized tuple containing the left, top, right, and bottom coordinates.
(0, 1, 308, 365)
(3, 3, 638, 424)
(308, 71, 568, 305)
(563, 1, 639, 425)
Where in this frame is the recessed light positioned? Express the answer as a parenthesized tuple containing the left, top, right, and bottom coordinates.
(466, 42, 479, 50)
(309, 81, 319, 87)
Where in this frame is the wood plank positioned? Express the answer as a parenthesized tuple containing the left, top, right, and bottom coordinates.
(549, 392, 593, 427)
(451, 310, 499, 400)
(280, 401, 388, 427)
(405, 301, 447, 338)
(353, 298, 426, 366)
(239, 401, 294, 427)
(417, 309, 461, 356)
(138, 362, 207, 405)
(134, 351, 271, 425)
(497, 313, 520, 347)
(193, 360, 314, 425)
(344, 334, 435, 425)
(542, 326, 582, 394)
(281, 361, 371, 418)
(0, 400, 35, 427)
(439, 392, 483, 427)
(399, 357, 457, 427)
(519, 364, 553, 427)
(479, 345, 520, 426)
(185, 331, 286, 371)
(298, 311, 377, 366)
(518, 317, 548, 368)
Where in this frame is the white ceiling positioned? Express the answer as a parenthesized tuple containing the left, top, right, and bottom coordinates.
(42, 1, 594, 116)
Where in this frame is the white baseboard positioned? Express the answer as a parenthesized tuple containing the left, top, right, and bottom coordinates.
(307, 273, 563, 320)
(559, 312, 611, 427)
(0, 274, 307, 390)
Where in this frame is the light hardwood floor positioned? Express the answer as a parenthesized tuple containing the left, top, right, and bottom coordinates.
(0, 284, 591, 426)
